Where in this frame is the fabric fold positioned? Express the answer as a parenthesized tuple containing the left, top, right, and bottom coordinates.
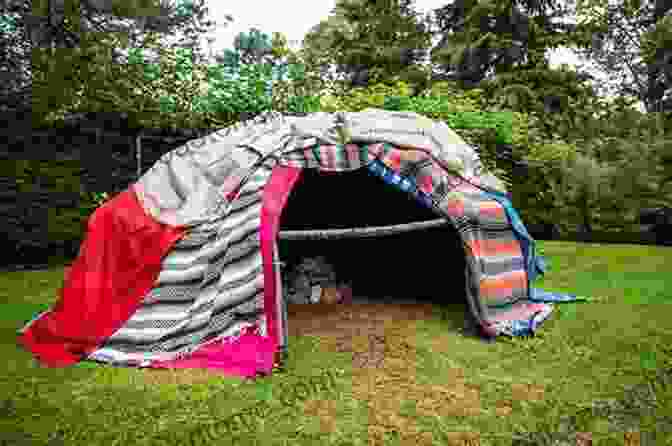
(19, 186, 186, 366)
(148, 325, 276, 378)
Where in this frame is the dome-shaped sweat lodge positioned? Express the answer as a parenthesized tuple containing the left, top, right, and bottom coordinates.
(19, 109, 580, 378)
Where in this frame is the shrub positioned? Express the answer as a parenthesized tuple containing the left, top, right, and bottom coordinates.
(320, 79, 413, 112)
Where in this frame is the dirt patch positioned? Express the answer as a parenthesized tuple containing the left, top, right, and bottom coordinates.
(511, 382, 546, 401)
(287, 302, 437, 338)
(302, 398, 339, 433)
(288, 302, 484, 445)
(287, 302, 436, 369)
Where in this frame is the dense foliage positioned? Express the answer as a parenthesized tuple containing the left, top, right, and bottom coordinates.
(572, 0, 672, 112)
(5, 0, 672, 265)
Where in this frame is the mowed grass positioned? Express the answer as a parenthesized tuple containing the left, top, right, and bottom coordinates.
(1, 241, 671, 446)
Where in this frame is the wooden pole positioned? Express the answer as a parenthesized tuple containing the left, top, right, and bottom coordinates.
(135, 133, 142, 180)
(277, 218, 449, 240)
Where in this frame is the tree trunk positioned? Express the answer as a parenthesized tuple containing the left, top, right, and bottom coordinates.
(580, 191, 593, 235)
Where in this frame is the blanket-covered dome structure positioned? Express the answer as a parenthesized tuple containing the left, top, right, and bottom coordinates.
(19, 109, 580, 378)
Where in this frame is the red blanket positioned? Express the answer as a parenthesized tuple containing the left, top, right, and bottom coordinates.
(19, 186, 186, 366)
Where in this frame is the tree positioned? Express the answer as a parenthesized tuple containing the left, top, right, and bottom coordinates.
(270, 31, 292, 62)
(215, 27, 274, 79)
(300, 19, 349, 95)
(429, 0, 580, 86)
(477, 65, 601, 143)
(639, 13, 672, 112)
(233, 27, 274, 66)
(267, 33, 328, 114)
(425, 0, 672, 233)
(571, 0, 672, 112)
(24, 0, 224, 127)
(165, 0, 228, 67)
(209, 28, 321, 116)
(302, 0, 433, 92)
(426, 0, 606, 143)
(25, 0, 215, 53)
(215, 28, 292, 74)
(0, 4, 32, 113)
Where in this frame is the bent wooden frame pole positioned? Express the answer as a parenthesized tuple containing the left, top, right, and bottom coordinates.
(277, 218, 449, 240)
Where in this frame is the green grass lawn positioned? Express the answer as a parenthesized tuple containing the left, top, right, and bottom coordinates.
(2, 241, 672, 446)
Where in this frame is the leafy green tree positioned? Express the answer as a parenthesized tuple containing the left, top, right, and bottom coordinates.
(234, 27, 273, 66)
(429, 0, 579, 86)
(27, 0, 223, 127)
(424, 0, 672, 233)
(571, 0, 672, 112)
(122, 32, 213, 129)
(0, 4, 32, 113)
(265, 33, 326, 113)
(639, 13, 672, 112)
(299, 19, 350, 95)
(210, 28, 322, 115)
(425, 0, 604, 172)
(302, 0, 433, 93)
(476, 65, 602, 144)
(215, 27, 293, 72)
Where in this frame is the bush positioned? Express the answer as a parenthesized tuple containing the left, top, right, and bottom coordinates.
(320, 81, 515, 183)
(3, 157, 112, 267)
(320, 79, 413, 112)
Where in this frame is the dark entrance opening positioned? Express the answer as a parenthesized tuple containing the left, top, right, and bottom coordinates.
(277, 167, 467, 304)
